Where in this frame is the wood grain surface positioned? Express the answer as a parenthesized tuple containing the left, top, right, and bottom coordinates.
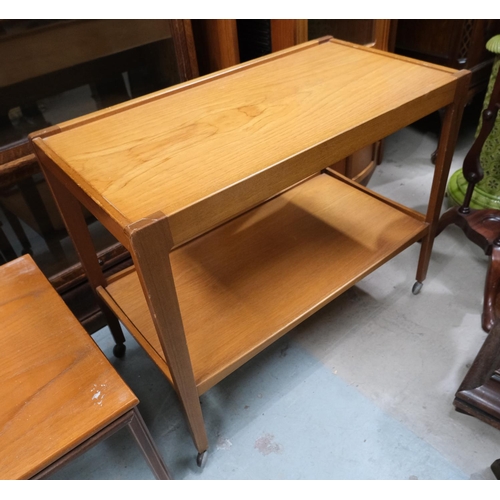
(37, 39, 460, 245)
(0, 256, 137, 479)
(103, 174, 428, 394)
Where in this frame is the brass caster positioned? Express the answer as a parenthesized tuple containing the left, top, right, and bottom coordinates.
(196, 451, 208, 468)
(412, 281, 423, 295)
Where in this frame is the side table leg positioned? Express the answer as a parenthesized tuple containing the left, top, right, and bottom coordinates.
(128, 407, 172, 480)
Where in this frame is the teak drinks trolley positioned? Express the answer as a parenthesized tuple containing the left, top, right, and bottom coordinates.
(31, 38, 470, 465)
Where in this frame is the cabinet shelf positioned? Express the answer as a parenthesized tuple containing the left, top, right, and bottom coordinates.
(100, 174, 427, 394)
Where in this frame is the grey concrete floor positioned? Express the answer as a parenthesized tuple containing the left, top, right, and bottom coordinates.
(41, 99, 500, 482)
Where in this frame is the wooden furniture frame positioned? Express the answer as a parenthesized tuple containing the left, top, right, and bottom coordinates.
(436, 65, 500, 332)
(31, 38, 470, 464)
(453, 318, 500, 479)
(191, 19, 240, 75)
(0, 255, 170, 480)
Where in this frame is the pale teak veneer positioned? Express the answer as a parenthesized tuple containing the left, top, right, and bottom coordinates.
(30, 38, 471, 462)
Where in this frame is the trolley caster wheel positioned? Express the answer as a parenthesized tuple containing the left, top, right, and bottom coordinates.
(492, 459, 500, 479)
(430, 150, 437, 165)
(412, 281, 423, 295)
(196, 451, 208, 468)
(113, 343, 126, 358)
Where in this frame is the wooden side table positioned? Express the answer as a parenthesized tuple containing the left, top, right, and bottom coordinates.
(30, 38, 471, 465)
(0, 255, 170, 480)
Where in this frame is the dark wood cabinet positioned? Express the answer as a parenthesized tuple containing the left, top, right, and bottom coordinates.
(395, 20, 500, 100)
(454, 321, 500, 433)
(0, 20, 199, 333)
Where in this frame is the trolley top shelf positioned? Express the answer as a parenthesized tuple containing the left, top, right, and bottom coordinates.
(32, 38, 464, 246)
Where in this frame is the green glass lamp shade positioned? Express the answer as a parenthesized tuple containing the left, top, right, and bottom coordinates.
(486, 34, 500, 54)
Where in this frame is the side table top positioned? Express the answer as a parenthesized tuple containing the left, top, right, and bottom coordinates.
(0, 255, 138, 479)
(32, 38, 466, 246)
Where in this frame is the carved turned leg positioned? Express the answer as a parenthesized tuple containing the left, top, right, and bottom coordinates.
(436, 206, 461, 237)
(437, 208, 500, 251)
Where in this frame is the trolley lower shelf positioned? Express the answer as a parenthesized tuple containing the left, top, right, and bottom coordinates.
(99, 173, 428, 394)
